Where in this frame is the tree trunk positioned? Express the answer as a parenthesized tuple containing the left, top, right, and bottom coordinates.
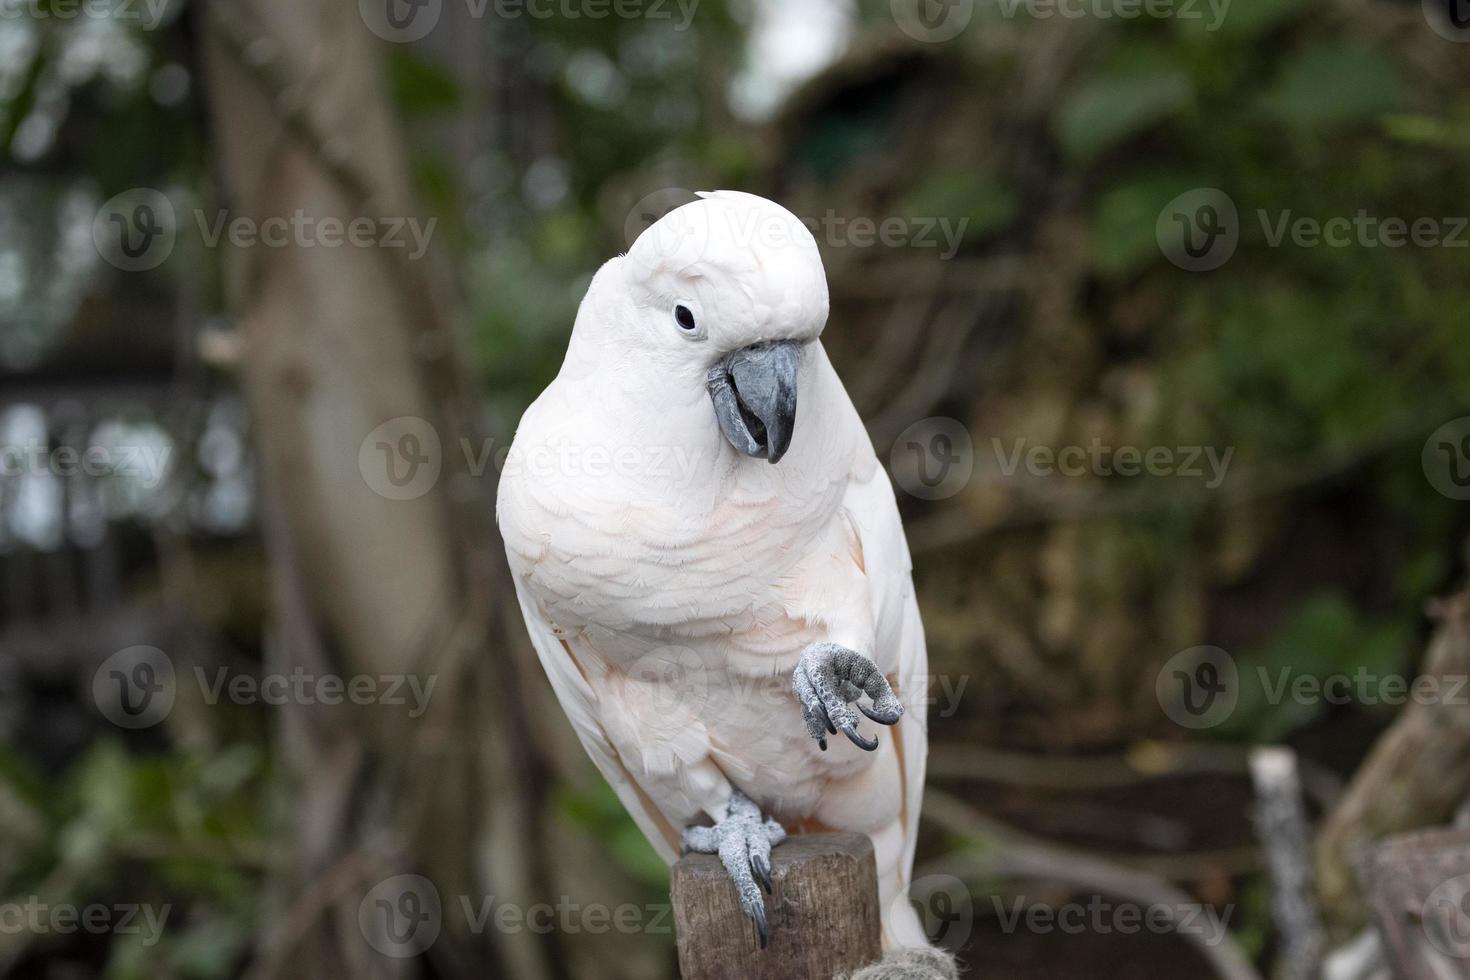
(198, 2, 556, 976)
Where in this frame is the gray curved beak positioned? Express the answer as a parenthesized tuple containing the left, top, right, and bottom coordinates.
(706, 341, 800, 464)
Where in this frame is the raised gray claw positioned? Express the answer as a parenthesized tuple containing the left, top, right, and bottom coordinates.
(681, 790, 788, 948)
(791, 641, 904, 752)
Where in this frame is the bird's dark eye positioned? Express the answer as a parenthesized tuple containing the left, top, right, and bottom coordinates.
(674, 304, 697, 332)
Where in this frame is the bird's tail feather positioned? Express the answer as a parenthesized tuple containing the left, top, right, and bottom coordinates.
(881, 892, 930, 949)
(837, 947, 959, 980)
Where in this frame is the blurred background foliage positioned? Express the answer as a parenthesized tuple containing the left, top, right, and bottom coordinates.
(1, 0, 1468, 976)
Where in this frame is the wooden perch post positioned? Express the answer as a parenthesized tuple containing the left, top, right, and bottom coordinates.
(671, 832, 882, 980)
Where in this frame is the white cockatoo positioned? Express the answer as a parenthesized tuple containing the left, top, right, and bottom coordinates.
(497, 191, 933, 957)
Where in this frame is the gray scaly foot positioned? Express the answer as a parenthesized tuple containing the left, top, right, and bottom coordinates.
(792, 641, 904, 751)
(681, 789, 788, 948)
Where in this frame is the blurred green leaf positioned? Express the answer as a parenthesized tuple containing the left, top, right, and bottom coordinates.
(388, 51, 463, 116)
(1222, 593, 1412, 741)
(1382, 114, 1470, 150)
(1090, 172, 1207, 277)
(1178, 0, 1308, 39)
(900, 167, 1018, 243)
(555, 782, 665, 885)
(159, 911, 251, 979)
(1056, 67, 1193, 163)
(1262, 43, 1406, 126)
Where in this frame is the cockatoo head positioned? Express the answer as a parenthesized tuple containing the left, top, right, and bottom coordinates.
(613, 190, 829, 464)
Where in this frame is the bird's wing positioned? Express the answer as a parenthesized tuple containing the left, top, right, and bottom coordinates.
(840, 450, 930, 887)
(511, 579, 728, 864)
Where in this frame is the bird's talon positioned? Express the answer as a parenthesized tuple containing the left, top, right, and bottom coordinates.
(753, 854, 772, 894)
(858, 701, 903, 726)
(681, 790, 784, 951)
(841, 722, 879, 751)
(791, 642, 901, 750)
